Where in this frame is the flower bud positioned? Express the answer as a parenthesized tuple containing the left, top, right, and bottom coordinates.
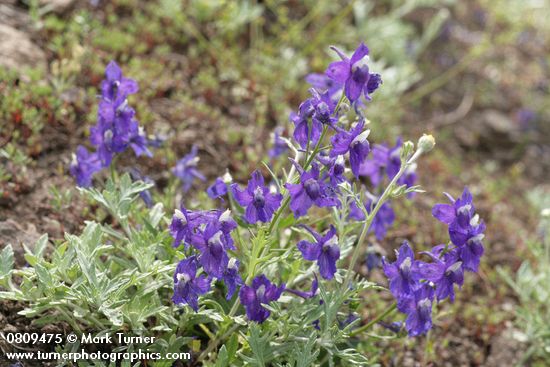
(222, 171, 233, 184)
(400, 141, 415, 161)
(418, 134, 436, 153)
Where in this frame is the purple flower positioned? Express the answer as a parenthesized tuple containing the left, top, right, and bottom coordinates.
(207, 177, 228, 200)
(231, 170, 283, 224)
(382, 242, 422, 302)
(172, 256, 211, 311)
(173, 145, 206, 192)
(169, 207, 235, 249)
(330, 120, 370, 177)
(318, 153, 347, 187)
(191, 222, 230, 278)
(285, 163, 340, 218)
(420, 248, 464, 303)
(101, 61, 138, 103)
(399, 283, 435, 337)
(222, 258, 243, 300)
(432, 188, 485, 272)
(89, 62, 151, 167)
(290, 89, 337, 150)
(70, 146, 102, 187)
(239, 275, 285, 323)
(285, 275, 319, 299)
(268, 127, 288, 158)
(169, 207, 201, 248)
(297, 226, 341, 280)
(325, 43, 381, 103)
(290, 99, 322, 150)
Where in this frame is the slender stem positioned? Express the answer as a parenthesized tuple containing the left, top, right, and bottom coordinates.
(344, 162, 408, 287)
(350, 302, 397, 337)
(197, 323, 240, 362)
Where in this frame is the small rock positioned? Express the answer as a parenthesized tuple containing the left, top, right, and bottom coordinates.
(0, 24, 47, 73)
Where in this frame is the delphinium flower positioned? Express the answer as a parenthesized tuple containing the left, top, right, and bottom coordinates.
(69, 146, 102, 188)
(169, 207, 236, 249)
(290, 88, 337, 150)
(207, 177, 228, 200)
(285, 162, 340, 218)
(325, 42, 382, 103)
(239, 275, 285, 323)
(169, 207, 203, 248)
(330, 120, 371, 177)
(172, 256, 211, 311)
(221, 258, 243, 300)
(382, 242, 422, 301)
(190, 222, 230, 278)
(420, 246, 464, 303)
(432, 187, 485, 272)
(70, 61, 153, 187)
(398, 283, 435, 337)
(268, 127, 288, 159)
(380, 190, 485, 336)
(297, 225, 341, 280)
(90, 61, 152, 167)
(349, 196, 395, 241)
(318, 153, 347, 187)
(173, 145, 206, 192)
(231, 170, 283, 224)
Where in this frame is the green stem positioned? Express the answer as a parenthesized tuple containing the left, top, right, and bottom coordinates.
(197, 323, 240, 362)
(343, 162, 408, 287)
(350, 302, 397, 337)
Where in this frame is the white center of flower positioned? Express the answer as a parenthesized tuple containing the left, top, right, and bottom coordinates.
(467, 233, 485, 244)
(208, 231, 223, 246)
(219, 209, 232, 223)
(470, 214, 479, 227)
(418, 298, 432, 311)
(256, 285, 266, 298)
(174, 209, 187, 225)
(400, 257, 412, 273)
(351, 55, 370, 73)
(324, 235, 339, 248)
(177, 273, 191, 283)
(458, 204, 471, 216)
(351, 129, 371, 145)
(228, 258, 238, 269)
(446, 261, 463, 275)
(103, 129, 113, 143)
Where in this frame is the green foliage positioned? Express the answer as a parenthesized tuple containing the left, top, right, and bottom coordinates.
(499, 187, 550, 364)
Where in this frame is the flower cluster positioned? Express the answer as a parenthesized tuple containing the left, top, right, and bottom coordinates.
(170, 207, 243, 307)
(70, 61, 152, 187)
(170, 42, 383, 322)
(383, 188, 485, 336)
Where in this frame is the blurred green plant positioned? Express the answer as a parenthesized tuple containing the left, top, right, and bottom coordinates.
(499, 187, 550, 366)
